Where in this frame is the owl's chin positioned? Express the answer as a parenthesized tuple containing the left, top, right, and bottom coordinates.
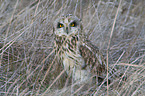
(56, 33, 78, 38)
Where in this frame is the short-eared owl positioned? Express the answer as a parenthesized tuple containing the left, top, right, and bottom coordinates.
(53, 14, 106, 83)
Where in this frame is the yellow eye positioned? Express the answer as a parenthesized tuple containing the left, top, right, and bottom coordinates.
(57, 23, 64, 28)
(60, 24, 64, 27)
(71, 23, 74, 27)
(70, 22, 77, 27)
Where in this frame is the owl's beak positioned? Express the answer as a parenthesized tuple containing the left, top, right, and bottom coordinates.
(66, 27, 69, 34)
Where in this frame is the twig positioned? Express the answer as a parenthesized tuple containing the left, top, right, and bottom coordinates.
(106, 0, 122, 95)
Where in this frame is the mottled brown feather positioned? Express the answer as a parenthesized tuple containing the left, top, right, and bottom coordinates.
(53, 15, 108, 83)
(79, 40, 106, 76)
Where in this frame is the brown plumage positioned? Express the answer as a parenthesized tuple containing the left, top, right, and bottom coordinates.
(79, 40, 106, 76)
(53, 14, 106, 84)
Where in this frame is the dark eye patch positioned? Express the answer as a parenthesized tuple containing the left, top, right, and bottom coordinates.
(57, 23, 64, 28)
(70, 21, 77, 27)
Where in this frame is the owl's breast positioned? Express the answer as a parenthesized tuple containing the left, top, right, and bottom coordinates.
(60, 35, 84, 73)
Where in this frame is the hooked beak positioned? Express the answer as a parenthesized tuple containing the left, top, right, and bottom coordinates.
(66, 27, 69, 34)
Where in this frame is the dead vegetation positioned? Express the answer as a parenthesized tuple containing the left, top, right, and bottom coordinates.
(0, 0, 145, 95)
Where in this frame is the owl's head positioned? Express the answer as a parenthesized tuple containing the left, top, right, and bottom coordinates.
(53, 14, 81, 37)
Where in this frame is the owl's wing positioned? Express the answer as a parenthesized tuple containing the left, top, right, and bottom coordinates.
(79, 40, 106, 76)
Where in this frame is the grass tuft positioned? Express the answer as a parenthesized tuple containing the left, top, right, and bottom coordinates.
(0, 0, 145, 95)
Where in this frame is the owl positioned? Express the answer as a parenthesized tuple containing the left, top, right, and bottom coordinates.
(53, 14, 106, 84)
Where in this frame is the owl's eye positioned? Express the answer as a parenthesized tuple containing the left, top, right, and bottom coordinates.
(57, 23, 64, 28)
(70, 21, 77, 27)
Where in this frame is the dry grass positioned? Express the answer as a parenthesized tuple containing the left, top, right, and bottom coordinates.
(0, 0, 145, 95)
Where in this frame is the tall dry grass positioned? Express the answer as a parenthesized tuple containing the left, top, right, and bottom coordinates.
(0, 0, 145, 95)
